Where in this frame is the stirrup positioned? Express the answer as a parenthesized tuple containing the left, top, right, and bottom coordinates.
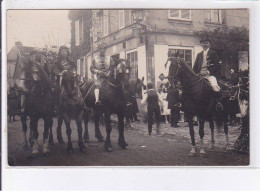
(216, 102, 223, 111)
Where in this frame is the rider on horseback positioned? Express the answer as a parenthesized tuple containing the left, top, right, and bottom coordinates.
(90, 42, 116, 105)
(193, 38, 222, 111)
(53, 45, 76, 80)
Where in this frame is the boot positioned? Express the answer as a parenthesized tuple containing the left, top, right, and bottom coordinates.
(94, 88, 101, 106)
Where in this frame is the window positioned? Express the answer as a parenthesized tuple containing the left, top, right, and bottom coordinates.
(119, 10, 125, 29)
(168, 48, 192, 67)
(103, 10, 109, 36)
(75, 20, 80, 46)
(205, 10, 223, 23)
(79, 18, 84, 43)
(127, 51, 138, 80)
(168, 10, 191, 21)
(77, 59, 80, 74)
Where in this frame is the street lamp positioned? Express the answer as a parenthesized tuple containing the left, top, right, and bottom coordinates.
(131, 10, 151, 87)
(132, 9, 144, 24)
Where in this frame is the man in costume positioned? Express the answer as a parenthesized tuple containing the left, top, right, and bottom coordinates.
(90, 42, 116, 105)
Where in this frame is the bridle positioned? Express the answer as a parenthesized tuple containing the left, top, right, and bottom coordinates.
(168, 57, 182, 82)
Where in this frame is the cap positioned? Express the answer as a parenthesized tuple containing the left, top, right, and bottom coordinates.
(98, 42, 107, 50)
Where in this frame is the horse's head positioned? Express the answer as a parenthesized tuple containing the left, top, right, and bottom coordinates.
(111, 59, 131, 88)
(60, 70, 77, 96)
(167, 57, 183, 84)
(15, 50, 47, 93)
(136, 77, 145, 99)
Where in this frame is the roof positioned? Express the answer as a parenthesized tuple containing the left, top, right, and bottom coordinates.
(7, 45, 35, 61)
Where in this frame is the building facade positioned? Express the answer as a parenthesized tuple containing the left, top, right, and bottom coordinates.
(69, 9, 249, 88)
(7, 41, 35, 86)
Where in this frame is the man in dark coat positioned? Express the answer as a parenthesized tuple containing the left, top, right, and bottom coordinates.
(167, 82, 181, 127)
(193, 39, 221, 80)
(193, 38, 222, 112)
(53, 45, 76, 77)
(141, 83, 164, 135)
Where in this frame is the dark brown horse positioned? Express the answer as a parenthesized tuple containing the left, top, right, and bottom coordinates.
(14, 51, 53, 154)
(59, 70, 86, 153)
(167, 58, 230, 156)
(81, 59, 130, 151)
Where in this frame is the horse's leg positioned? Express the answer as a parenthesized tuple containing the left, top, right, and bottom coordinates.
(104, 112, 113, 152)
(199, 120, 205, 155)
(9, 116, 11, 122)
(187, 115, 196, 156)
(83, 112, 90, 143)
(224, 118, 231, 150)
(76, 116, 86, 152)
(94, 110, 104, 142)
(31, 117, 39, 155)
(21, 114, 29, 151)
(209, 119, 215, 150)
(43, 116, 51, 154)
(48, 117, 54, 145)
(125, 114, 131, 130)
(57, 115, 64, 144)
(13, 115, 16, 121)
(64, 116, 73, 153)
(118, 112, 128, 149)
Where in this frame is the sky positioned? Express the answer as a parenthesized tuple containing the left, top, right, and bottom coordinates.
(7, 10, 71, 52)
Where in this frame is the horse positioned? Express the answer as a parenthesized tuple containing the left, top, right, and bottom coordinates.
(81, 59, 130, 152)
(14, 50, 53, 154)
(58, 70, 86, 153)
(167, 57, 230, 156)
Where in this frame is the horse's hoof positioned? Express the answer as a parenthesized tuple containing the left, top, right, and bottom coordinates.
(66, 147, 73, 154)
(48, 137, 54, 145)
(226, 144, 232, 150)
(29, 139, 34, 148)
(32, 149, 39, 155)
(79, 146, 87, 153)
(199, 149, 206, 155)
(106, 147, 113, 152)
(189, 152, 196, 157)
(84, 138, 90, 143)
(58, 137, 65, 144)
(43, 147, 50, 154)
(95, 135, 104, 142)
(23, 143, 29, 151)
(209, 145, 215, 151)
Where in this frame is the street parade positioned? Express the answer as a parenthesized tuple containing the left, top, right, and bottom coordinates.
(6, 9, 249, 166)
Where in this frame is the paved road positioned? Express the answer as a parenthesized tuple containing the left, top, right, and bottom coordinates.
(7, 113, 249, 166)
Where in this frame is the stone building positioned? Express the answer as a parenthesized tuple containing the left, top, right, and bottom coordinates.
(69, 9, 249, 88)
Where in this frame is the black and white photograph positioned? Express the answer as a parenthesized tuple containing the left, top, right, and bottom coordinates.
(5, 7, 250, 167)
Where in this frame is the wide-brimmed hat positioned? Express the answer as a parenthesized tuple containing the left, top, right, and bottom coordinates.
(200, 37, 211, 44)
(59, 45, 69, 51)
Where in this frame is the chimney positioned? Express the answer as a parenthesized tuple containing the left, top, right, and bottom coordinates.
(15, 41, 22, 47)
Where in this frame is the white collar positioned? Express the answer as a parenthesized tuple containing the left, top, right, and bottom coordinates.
(203, 48, 209, 55)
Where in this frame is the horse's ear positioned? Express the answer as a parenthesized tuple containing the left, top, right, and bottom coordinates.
(142, 77, 144, 82)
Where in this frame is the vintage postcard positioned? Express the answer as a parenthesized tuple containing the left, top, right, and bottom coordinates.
(5, 8, 249, 166)
(2, 0, 260, 191)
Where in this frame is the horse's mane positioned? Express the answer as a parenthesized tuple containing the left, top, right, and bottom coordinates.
(179, 59, 198, 77)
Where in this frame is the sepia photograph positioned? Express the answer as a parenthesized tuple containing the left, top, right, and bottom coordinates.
(6, 8, 250, 166)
